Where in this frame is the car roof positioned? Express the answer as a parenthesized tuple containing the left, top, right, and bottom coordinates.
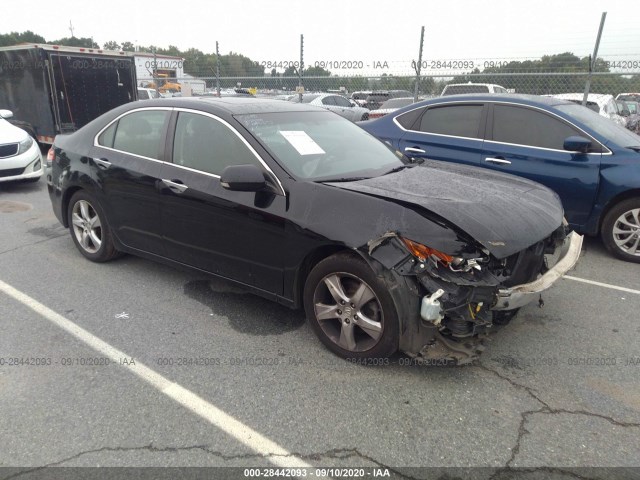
(134, 96, 327, 114)
(421, 93, 573, 107)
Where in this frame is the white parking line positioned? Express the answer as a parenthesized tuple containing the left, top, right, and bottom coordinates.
(0, 279, 312, 469)
(564, 275, 640, 295)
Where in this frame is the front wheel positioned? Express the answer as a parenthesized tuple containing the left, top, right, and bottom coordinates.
(303, 253, 399, 359)
(67, 191, 120, 262)
(601, 198, 640, 263)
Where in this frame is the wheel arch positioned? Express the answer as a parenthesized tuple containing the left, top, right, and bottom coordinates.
(293, 245, 357, 308)
(598, 188, 640, 233)
(61, 186, 85, 227)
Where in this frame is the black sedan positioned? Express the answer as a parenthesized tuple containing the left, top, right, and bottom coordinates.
(47, 98, 582, 364)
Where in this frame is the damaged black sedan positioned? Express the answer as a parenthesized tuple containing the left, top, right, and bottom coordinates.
(47, 98, 582, 364)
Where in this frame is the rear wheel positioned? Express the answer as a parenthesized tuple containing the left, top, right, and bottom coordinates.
(304, 253, 398, 359)
(360, 113, 369, 121)
(67, 191, 120, 262)
(601, 198, 640, 263)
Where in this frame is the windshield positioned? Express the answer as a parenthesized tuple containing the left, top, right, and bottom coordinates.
(555, 103, 640, 147)
(236, 111, 403, 180)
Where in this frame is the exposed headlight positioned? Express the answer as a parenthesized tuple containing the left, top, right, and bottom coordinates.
(18, 136, 34, 155)
(400, 237, 455, 265)
(400, 236, 485, 272)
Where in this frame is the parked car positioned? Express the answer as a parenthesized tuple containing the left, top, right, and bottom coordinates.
(351, 91, 373, 107)
(552, 93, 627, 127)
(616, 93, 640, 104)
(0, 109, 43, 183)
(137, 88, 160, 100)
(367, 97, 416, 120)
(360, 94, 640, 262)
(441, 83, 508, 96)
(622, 101, 640, 134)
(289, 93, 369, 121)
(46, 98, 580, 363)
(365, 90, 413, 110)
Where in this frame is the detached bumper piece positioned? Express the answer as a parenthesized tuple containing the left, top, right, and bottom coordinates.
(492, 231, 583, 311)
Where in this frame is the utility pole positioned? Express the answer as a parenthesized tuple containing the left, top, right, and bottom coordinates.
(216, 41, 221, 97)
(582, 12, 607, 106)
(153, 47, 159, 97)
(298, 34, 304, 102)
(68, 21, 75, 38)
(413, 26, 425, 102)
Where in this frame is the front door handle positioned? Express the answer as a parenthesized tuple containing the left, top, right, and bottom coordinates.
(93, 158, 111, 170)
(485, 157, 512, 165)
(161, 179, 188, 194)
(404, 147, 426, 154)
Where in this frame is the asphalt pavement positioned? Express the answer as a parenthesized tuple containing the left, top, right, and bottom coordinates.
(0, 178, 639, 479)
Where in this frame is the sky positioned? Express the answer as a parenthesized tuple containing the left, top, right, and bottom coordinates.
(3, 0, 639, 75)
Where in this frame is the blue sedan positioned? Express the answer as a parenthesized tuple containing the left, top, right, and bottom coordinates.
(360, 94, 640, 263)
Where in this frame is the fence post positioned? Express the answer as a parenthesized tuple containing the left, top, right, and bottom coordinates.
(298, 34, 304, 101)
(414, 26, 425, 102)
(582, 12, 607, 106)
(215, 41, 221, 97)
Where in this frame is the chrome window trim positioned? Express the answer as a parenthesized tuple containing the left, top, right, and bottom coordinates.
(92, 106, 286, 196)
(392, 100, 612, 155)
(93, 106, 172, 164)
(173, 108, 286, 196)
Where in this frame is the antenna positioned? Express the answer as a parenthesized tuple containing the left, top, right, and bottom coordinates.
(69, 20, 75, 38)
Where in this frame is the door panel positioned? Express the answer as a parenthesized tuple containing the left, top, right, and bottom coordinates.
(161, 110, 286, 293)
(161, 164, 286, 293)
(91, 109, 171, 255)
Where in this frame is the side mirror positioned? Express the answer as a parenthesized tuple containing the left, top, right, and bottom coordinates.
(220, 164, 266, 192)
(563, 135, 591, 154)
(0, 109, 14, 119)
(350, 101, 357, 107)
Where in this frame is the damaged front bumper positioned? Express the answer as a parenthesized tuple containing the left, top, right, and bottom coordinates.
(492, 231, 583, 311)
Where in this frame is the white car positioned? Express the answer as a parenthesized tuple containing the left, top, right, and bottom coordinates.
(551, 93, 627, 127)
(290, 93, 370, 121)
(441, 83, 509, 96)
(0, 110, 43, 184)
(137, 88, 160, 100)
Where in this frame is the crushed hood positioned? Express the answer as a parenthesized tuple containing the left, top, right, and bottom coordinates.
(326, 160, 564, 258)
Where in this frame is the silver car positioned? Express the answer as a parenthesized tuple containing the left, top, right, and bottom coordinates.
(290, 93, 370, 121)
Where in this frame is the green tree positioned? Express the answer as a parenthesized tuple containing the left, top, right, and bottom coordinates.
(50, 36, 99, 48)
(120, 41, 135, 51)
(0, 30, 46, 47)
(103, 40, 120, 50)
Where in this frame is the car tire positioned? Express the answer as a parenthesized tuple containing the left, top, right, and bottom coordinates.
(601, 198, 640, 263)
(303, 253, 399, 359)
(67, 191, 120, 263)
(361, 113, 369, 121)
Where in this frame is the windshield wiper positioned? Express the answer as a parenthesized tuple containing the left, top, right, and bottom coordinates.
(381, 164, 418, 176)
(320, 176, 372, 183)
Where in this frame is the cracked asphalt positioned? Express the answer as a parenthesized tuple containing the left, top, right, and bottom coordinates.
(0, 178, 639, 479)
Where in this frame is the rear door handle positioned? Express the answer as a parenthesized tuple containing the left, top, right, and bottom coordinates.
(161, 179, 188, 193)
(484, 157, 512, 165)
(93, 158, 111, 170)
(404, 147, 426, 154)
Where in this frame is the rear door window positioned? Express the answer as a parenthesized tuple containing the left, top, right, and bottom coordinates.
(418, 104, 483, 138)
(111, 110, 169, 159)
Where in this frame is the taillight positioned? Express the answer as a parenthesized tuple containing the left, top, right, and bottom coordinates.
(46, 147, 55, 163)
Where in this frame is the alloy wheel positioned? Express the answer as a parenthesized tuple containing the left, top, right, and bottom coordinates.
(313, 272, 383, 352)
(71, 200, 102, 254)
(612, 208, 640, 256)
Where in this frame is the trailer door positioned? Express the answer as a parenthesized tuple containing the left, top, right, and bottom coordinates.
(49, 54, 136, 132)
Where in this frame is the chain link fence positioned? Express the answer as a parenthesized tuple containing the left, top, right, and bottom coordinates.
(138, 59, 640, 102)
